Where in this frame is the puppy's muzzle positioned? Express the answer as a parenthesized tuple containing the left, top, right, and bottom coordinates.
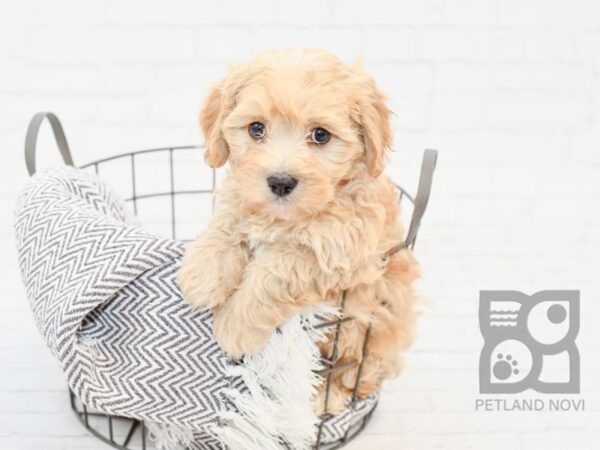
(267, 175, 298, 197)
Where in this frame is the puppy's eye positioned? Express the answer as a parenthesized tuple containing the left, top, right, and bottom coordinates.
(248, 122, 266, 139)
(311, 127, 331, 145)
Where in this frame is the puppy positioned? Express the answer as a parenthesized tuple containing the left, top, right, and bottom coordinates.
(178, 48, 421, 413)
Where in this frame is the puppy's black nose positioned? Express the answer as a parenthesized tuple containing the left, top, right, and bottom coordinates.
(267, 175, 298, 197)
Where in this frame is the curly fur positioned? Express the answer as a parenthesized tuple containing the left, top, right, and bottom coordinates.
(178, 48, 421, 413)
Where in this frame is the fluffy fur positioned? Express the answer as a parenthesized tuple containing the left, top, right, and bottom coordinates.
(178, 48, 421, 413)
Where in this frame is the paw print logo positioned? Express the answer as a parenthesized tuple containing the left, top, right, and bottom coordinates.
(479, 290, 580, 394)
(486, 339, 531, 385)
(493, 354, 518, 380)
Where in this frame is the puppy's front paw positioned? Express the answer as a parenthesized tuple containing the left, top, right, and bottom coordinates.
(212, 307, 273, 359)
(178, 238, 247, 311)
(181, 280, 228, 312)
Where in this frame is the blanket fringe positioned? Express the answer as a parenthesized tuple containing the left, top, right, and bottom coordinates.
(210, 306, 338, 450)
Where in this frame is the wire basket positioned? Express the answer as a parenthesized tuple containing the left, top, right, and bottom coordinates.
(25, 112, 437, 450)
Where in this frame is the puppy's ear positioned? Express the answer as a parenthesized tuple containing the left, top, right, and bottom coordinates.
(352, 65, 392, 177)
(200, 66, 255, 168)
(200, 82, 229, 168)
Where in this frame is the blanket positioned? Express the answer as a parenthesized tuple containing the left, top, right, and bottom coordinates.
(14, 167, 377, 450)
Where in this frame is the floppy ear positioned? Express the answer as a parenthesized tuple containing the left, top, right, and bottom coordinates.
(200, 66, 255, 168)
(352, 62, 392, 177)
(199, 82, 230, 168)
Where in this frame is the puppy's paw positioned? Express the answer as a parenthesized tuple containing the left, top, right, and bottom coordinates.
(212, 307, 273, 359)
(178, 271, 229, 311)
(178, 238, 247, 311)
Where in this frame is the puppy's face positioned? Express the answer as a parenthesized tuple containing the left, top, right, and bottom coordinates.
(200, 49, 391, 220)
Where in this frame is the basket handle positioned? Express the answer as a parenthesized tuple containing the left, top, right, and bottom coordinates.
(404, 149, 438, 248)
(25, 112, 74, 175)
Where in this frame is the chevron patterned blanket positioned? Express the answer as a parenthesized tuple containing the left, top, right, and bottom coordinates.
(14, 167, 377, 450)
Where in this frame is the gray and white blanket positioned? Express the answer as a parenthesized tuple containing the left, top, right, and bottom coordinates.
(14, 167, 377, 450)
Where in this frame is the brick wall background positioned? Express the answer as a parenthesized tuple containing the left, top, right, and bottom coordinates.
(1, 1, 599, 449)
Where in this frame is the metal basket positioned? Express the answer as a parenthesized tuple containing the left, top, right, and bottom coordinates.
(25, 112, 437, 450)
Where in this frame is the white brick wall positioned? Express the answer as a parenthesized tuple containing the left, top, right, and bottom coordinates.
(1, 1, 599, 449)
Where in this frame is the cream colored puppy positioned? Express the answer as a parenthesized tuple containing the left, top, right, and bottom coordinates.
(178, 48, 420, 411)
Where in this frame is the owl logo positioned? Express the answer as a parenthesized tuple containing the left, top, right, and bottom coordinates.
(479, 290, 580, 394)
